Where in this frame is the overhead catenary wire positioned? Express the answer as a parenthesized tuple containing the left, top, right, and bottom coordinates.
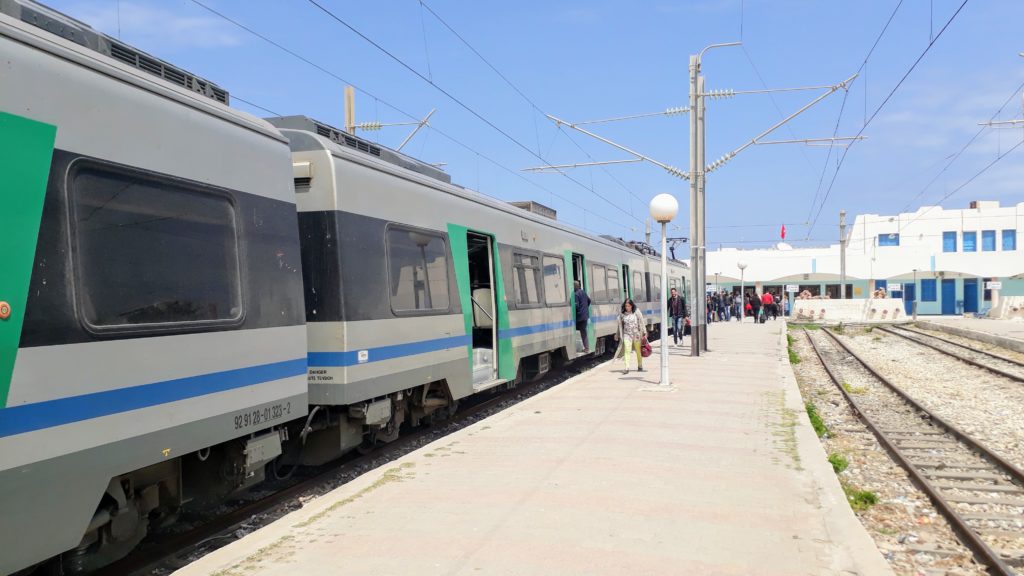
(805, 0, 970, 238)
(899, 138, 1024, 230)
(186, 0, 628, 234)
(303, 0, 644, 226)
(896, 77, 1024, 219)
(416, 0, 651, 215)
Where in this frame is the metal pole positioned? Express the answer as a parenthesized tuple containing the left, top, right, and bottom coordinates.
(660, 221, 670, 386)
(840, 210, 847, 299)
(344, 86, 356, 135)
(740, 270, 745, 323)
(697, 74, 708, 351)
(688, 54, 700, 357)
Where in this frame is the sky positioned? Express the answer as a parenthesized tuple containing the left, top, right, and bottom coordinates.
(40, 0, 1024, 249)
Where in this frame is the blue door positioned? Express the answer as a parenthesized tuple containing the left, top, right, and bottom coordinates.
(875, 279, 887, 293)
(941, 279, 956, 315)
(903, 284, 915, 315)
(963, 279, 978, 313)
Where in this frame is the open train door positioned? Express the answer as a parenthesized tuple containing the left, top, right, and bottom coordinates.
(570, 252, 596, 355)
(466, 231, 505, 391)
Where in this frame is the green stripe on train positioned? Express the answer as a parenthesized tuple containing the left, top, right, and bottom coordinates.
(0, 112, 56, 408)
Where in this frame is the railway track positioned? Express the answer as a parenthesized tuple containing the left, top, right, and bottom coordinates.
(876, 325, 1024, 384)
(805, 328, 1024, 575)
(90, 352, 614, 576)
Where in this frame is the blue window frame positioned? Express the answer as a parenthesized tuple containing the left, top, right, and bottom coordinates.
(982, 230, 996, 251)
(921, 279, 937, 302)
(1004, 229, 1017, 251)
(878, 233, 900, 247)
(942, 231, 957, 252)
(963, 231, 977, 252)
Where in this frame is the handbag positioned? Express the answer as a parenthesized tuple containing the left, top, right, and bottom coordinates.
(640, 334, 652, 358)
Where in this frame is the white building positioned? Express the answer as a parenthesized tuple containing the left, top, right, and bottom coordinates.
(704, 200, 1024, 316)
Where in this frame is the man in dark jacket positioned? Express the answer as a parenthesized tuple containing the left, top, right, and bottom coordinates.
(574, 281, 591, 353)
(667, 287, 687, 345)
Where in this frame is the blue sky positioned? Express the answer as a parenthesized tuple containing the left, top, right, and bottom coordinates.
(44, 0, 1024, 248)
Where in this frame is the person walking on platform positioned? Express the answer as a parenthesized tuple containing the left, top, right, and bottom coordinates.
(615, 298, 645, 374)
(761, 291, 775, 322)
(750, 292, 761, 323)
(734, 292, 743, 321)
(573, 280, 591, 353)
(772, 291, 781, 320)
(667, 287, 686, 346)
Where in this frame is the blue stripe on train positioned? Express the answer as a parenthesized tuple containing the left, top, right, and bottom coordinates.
(5, 312, 660, 437)
(0, 358, 307, 438)
(308, 335, 471, 367)
(497, 319, 573, 339)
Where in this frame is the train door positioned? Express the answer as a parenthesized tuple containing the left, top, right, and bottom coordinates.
(571, 252, 593, 354)
(903, 284, 916, 316)
(467, 232, 499, 387)
(622, 264, 631, 299)
(572, 253, 586, 289)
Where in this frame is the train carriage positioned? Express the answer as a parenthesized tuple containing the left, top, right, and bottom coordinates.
(271, 116, 688, 461)
(0, 2, 689, 573)
(0, 3, 307, 573)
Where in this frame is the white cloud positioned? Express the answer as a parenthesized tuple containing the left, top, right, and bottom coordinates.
(66, 1, 241, 49)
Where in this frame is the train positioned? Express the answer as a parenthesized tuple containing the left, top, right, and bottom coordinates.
(0, 1, 689, 573)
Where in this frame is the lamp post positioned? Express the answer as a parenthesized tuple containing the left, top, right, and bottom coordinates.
(650, 193, 679, 387)
(738, 261, 748, 323)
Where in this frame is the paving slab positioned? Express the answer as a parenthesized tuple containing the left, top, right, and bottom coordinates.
(175, 321, 893, 576)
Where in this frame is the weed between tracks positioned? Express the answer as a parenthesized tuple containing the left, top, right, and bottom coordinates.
(787, 334, 801, 364)
(827, 452, 849, 473)
(842, 483, 879, 512)
(841, 382, 867, 395)
(805, 401, 829, 438)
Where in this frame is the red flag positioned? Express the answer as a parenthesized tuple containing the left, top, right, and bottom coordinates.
(780, 224, 786, 240)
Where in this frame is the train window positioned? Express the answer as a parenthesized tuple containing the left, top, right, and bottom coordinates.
(386, 227, 450, 313)
(632, 271, 644, 300)
(590, 264, 607, 302)
(670, 277, 679, 290)
(606, 267, 620, 303)
(71, 162, 242, 330)
(653, 274, 662, 299)
(542, 256, 567, 306)
(512, 253, 543, 307)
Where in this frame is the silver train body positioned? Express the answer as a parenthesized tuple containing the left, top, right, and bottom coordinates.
(0, 2, 687, 573)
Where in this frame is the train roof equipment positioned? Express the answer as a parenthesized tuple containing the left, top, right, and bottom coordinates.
(266, 115, 452, 184)
(0, 0, 229, 104)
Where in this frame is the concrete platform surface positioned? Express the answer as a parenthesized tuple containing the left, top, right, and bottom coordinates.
(920, 316, 1024, 340)
(175, 322, 893, 576)
(919, 317, 1024, 352)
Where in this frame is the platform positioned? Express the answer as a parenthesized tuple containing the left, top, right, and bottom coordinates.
(918, 317, 1024, 353)
(175, 322, 892, 576)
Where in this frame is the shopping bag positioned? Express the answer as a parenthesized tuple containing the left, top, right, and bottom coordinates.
(640, 335, 652, 358)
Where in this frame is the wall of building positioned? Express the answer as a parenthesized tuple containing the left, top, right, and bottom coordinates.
(702, 201, 1024, 316)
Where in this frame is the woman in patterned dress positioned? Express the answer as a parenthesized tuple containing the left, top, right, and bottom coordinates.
(615, 298, 645, 374)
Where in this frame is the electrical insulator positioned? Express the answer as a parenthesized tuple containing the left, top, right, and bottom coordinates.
(665, 166, 690, 180)
(664, 106, 689, 116)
